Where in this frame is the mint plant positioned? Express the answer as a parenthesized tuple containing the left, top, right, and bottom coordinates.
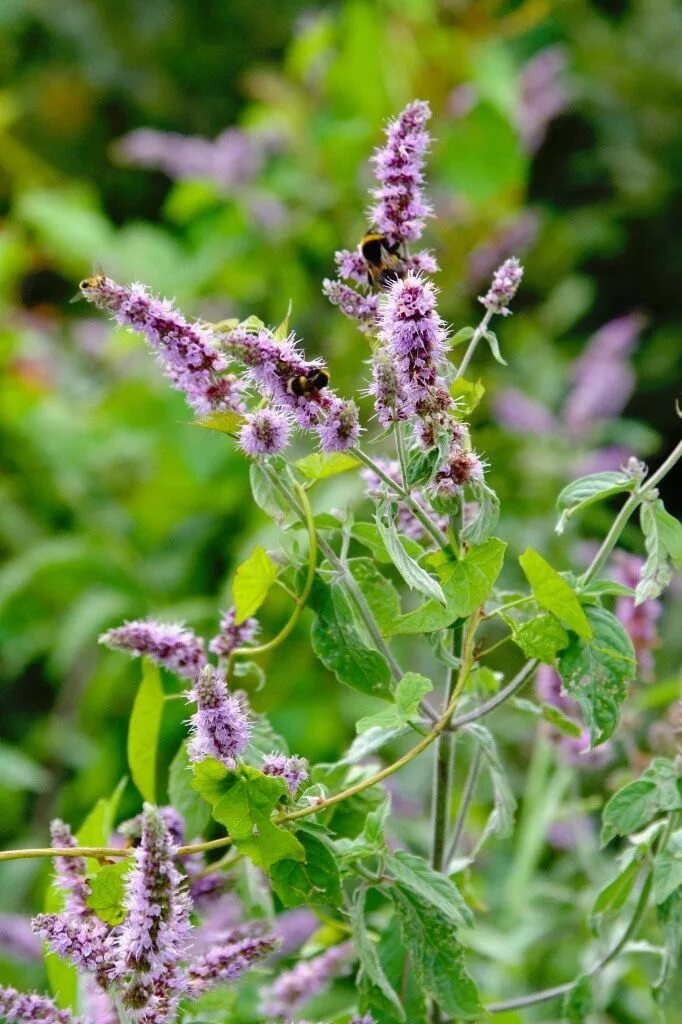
(1, 100, 680, 1024)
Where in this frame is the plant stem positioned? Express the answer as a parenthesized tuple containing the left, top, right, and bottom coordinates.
(446, 658, 538, 731)
(430, 626, 460, 871)
(453, 309, 493, 381)
(231, 481, 317, 658)
(394, 423, 409, 491)
(446, 743, 482, 864)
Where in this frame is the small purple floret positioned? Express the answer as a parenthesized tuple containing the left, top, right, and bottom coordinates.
(478, 257, 523, 317)
(239, 408, 292, 457)
(262, 753, 309, 794)
(186, 666, 250, 768)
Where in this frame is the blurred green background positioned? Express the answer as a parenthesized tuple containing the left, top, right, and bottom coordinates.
(1, 0, 681, 1016)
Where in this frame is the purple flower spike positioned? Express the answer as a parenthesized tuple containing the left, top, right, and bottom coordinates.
(317, 398, 361, 452)
(239, 408, 292, 457)
(368, 350, 410, 426)
(369, 100, 433, 245)
(260, 941, 353, 1018)
(117, 804, 191, 1023)
(322, 279, 379, 330)
(100, 619, 206, 681)
(0, 984, 78, 1024)
(262, 753, 309, 794)
(379, 272, 448, 408)
(209, 607, 260, 659)
(188, 933, 278, 995)
(478, 257, 524, 317)
(32, 914, 114, 981)
(79, 276, 245, 415)
(187, 666, 250, 768)
(49, 819, 89, 915)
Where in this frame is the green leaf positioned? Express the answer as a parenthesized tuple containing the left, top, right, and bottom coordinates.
(191, 759, 304, 870)
(249, 461, 294, 526)
(461, 480, 500, 544)
(404, 446, 441, 489)
(352, 522, 424, 564)
(356, 672, 433, 733)
(376, 503, 446, 605)
(592, 854, 643, 917)
(519, 548, 592, 639)
(555, 471, 636, 533)
(127, 660, 163, 803)
(654, 889, 682, 1004)
(540, 703, 583, 738)
(350, 558, 401, 635)
(653, 830, 682, 905)
(232, 545, 278, 623)
(636, 499, 682, 604)
(512, 613, 569, 663)
(192, 410, 245, 435)
(563, 975, 593, 1023)
(451, 326, 475, 347)
(77, 777, 127, 852)
(601, 758, 682, 845)
(449, 376, 485, 416)
(351, 887, 405, 1021)
(385, 850, 472, 927)
(310, 579, 392, 699)
(340, 725, 410, 765)
(386, 538, 506, 636)
(559, 606, 635, 747)
(86, 861, 130, 924)
(168, 741, 212, 840)
(269, 830, 342, 907)
(358, 920, 428, 1024)
(466, 723, 516, 848)
(484, 329, 507, 365)
(294, 451, 359, 481)
(390, 887, 482, 1020)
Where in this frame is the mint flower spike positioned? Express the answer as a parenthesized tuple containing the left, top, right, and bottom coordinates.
(116, 803, 191, 1024)
(79, 275, 245, 415)
(209, 607, 260, 658)
(49, 819, 89, 914)
(260, 941, 353, 1018)
(262, 753, 309, 794)
(186, 665, 250, 768)
(369, 99, 433, 245)
(0, 983, 79, 1024)
(188, 933, 279, 995)
(239, 408, 292, 457)
(478, 256, 524, 317)
(99, 619, 206, 681)
(32, 913, 114, 982)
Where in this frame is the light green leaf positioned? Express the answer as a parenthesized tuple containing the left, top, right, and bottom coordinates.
(559, 606, 635, 747)
(512, 613, 569, 663)
(127, 660, 163, 803)
(540, 703, 583, 738)
(294, 450, 359, 481)
(461, 480, 500, 544)
(269, 830, 342, 907)
(191, 760, 304, 870)
(168, 741, 212, 840)
(350, 558, 401, 635)
(86, 861, 130, 924)
(451, 326, 475, 347)
(376, 503, 446, 605)
(192, 410, 245, 435)
(519, 548, 592, 639)
(601, 758, 682, 845)
(636, 499, 682, 604)
(232, 545, 278, 623)
(555, 471, 637, 534)
(351, 887, 405, 1021)
(466, 723, 516, 847)
(653, 830, 682, 905)
(249, 461, 294, 526)
(386, 537, 506, 635)
(592, 854, 643, 917)
(449, 376, 485, 416)
(563, 975, 593, 1023)
(386, 850, 472, 927)
(484, 329, 507, 365)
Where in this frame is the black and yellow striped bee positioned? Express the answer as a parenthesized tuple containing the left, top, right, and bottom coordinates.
(359, 232, 405, 289)
(286, 367, 330, 399)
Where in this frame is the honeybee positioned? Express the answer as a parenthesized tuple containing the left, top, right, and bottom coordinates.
(286, 368, 330, 398)
(79, 273, 107, 292)
(359, 232, 405, 289)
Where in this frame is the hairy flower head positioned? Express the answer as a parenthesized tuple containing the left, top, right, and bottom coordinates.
(186, 666, 250, 768)
(100, 620, 206, 681)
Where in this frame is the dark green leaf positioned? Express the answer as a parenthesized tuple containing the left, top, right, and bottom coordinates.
(350, 558, 401, 635)
(358, 921, 428, 1024)
(592, 854, 643, 917)
(601, 758, 682, 845)
(269, 830, 342, 907)
(404, 446, 440, 489)
(520, 548, 592, 639)
(310, 579, 392, 699)
(466, 723, 516, 847)
(654, 889, 682, 1004)
(128, 660, 163, 803)
(559, 606, 636, 747)
(653, 829, 682, 905)
(563, 975, 593, 1023)
(168, 741, 211, 840)
(385, 850, 472, 927)
(351, 887, 405, 1021)
(352, 522, 424, 564)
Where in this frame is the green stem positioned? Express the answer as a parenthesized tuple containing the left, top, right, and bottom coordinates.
(430, 626, 461, 871)
(446, 743, 482, 863)
(394, 423, 410, 491)
(453, 309, 493, 381)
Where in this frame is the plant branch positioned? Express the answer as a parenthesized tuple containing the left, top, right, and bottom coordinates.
(430, 627, 460, 872)
(453, 309, 493, 381)
(446, 743, 483, 864)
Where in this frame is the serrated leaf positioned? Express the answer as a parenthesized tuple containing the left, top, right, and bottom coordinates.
(653, 830, 682, 905)
(87, 861, 130, 924)
(351, 888, 405, 1021)
(390, 887, 482, 1020)
(559, 605, 635, 747)
(404, 446, 441, 489)
(310, 579, 392, 699)
(249, 461, 294, 525)
(232, 545, 278, 623)
(127, 659, 163, 803)
(461, 479, 500, 544)
(269, 830, 342, 907)
(636, 499, 682, 604)
(376, 503, 446, 605)
(512, 613, 569, 663)
(555, 471, 636, 533)
(385, 850, 472, 927)
(192, 410, 245, 435)
(294, 451, 359, 481)
(601, 758, 682, 845)
(386, 537, 506, 635)
(191, 759, 304, 870)
(484, 329, 507, 365)
(358, 923, 428, 1024)
(352, 522, 424, 564)
(168, 741, 211, 840)
(520, 548, 592, 639)
(563, 975, 593, 1023)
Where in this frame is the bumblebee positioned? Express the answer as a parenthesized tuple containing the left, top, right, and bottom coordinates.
(286, 368, 330, 399)
(359, 232, 405, 289)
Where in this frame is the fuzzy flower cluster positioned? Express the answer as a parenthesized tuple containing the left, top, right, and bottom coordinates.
(478, 257, 524, 316)
(186, 666, 250, 768)
(536, 665, 613, 767)
(0, 984, 77, 1024)
(239, 408, 292, 457)
(100, 620, 206, 680)
(79, 276, 245, 416)
(369, 99, 433, 244)
(114, 127, 264, 190)
(260, 942, 353, 1018)
(49, 819, 89, 914)
(188, 932, 279, 994)
(209, 607, 260, 658)
(262, 753, 309, 794)
(361, 460, 447, 541)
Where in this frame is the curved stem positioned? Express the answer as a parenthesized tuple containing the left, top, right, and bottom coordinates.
(446, 743, 482, 863)
(453, 309, 493, 381)
(446, 658, 538, 731)
(231, 481, 317, 658)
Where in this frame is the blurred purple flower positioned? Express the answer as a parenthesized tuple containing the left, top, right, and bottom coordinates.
(274, 909, 318, 957)
(612, 551, 662, 678)
(100, 619, 206, 680)
(0, 914, 41, 961)
(467, 212, 540, 289)
(369, 100, 433, 245)
(186, 666, 250, 768)
(492, 388, 556, 434)
(518, 46, 571, 152)
(0, 984, 77, 1024)
(548, 814, 593, 850)
(188, 933, 278, 995)
(114, 127, 264, 190)
(260, 942, 353, 1018)
(575, 445, 633, 475)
